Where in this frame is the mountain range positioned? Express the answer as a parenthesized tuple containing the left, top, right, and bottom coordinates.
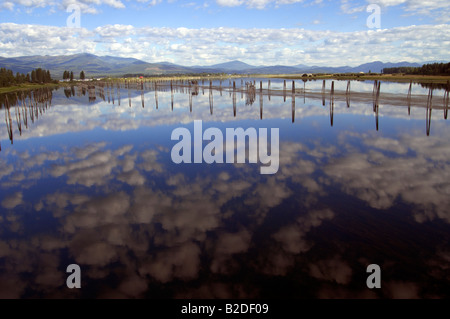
(0, 53, 426, 79)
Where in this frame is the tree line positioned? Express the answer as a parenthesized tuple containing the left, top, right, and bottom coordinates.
(63, 70, 86, 81)
(0, 67, 54, 87)
(383, 62, 450, 75)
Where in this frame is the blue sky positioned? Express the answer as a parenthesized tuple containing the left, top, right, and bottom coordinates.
(0, 0, 449, 66)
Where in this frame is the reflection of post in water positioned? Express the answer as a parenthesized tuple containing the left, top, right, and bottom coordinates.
(209, 81, 213, 115)
(21, 92, 28, 129)
(283, 80, 286, 102)
(4, 95, 13, 144)
(444, 80, 449, 120)
(268, 80, 271, 101)
(245, 81, 256, 106)
(88, 85, 96, 103)
(303, 79, 306, 104)
(259, 87, 263, 120)
(346, 80, 351, 108)
(292, 86, 295, 123)
(111, 83, 115, 105)
(407, 80, 412, 116)
(322, 80, 326, 106)
(426, 86, 433, 136)
(330, 81, 334, 127)
(127, 81, 131, 107)
(171, 81, 174, 111)
(117, 83, 121, 106)
(14, 93, 22, 136)
(155, 82, 159, 110)
(233, 81, 236, 117)
(372, 80, 378, 100)
(189, 82, 192, 113)
(375, 102, 379, 131)
(95, 85, 102, 102)
(32, 91, 39, 119)
(107, 82, 111, 104)
(28, 93, 34, 124)
(373, 82, 381, 131)
(373, 81, 380, 112)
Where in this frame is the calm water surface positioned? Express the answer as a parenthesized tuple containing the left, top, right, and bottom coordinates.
(0, 79, 449, 298)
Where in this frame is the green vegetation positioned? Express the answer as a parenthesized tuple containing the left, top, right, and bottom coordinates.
(0, 82, 60, 94)
(63, 70, 75, 81)
(383, 62, 450, 76)
(1, 67, 54, 88)
(63, 70, 86, 81)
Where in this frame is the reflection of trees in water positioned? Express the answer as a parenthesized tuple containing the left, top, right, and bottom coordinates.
(88, 85, 96, 103)
(419, 82, 449, 91)
(245, 81, 256, 106)
(1, 87, 54, 148)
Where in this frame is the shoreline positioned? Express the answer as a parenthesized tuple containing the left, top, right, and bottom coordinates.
(0, 74, 449, 95)
(0, 82, 63, 94)
(262, 74, 450, 84)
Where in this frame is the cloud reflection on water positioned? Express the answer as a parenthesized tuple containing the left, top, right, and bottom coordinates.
(0, 84, 449, 299)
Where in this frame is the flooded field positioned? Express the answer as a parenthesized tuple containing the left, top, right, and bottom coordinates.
(0, 78, 449, 299)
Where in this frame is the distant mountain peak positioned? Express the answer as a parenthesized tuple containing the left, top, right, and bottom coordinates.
(0, 53, 427, 77)
(210, 60, 255, 71)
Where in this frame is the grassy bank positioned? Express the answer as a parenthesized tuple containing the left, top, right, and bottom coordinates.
(0, 82, 62, 94)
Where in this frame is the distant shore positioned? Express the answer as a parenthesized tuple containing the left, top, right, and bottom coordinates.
(263, 73, 450, 85)
(0, 74, 449, 95)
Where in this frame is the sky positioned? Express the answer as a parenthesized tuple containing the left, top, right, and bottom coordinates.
(0, 0, 449, 66)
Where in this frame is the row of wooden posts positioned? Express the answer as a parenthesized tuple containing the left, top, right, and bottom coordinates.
(82, 78, 449, 133)
(1, 79, 449, 150)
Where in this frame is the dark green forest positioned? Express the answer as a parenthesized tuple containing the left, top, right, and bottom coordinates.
(0, 67, 54, 87)
(63, 70, 86, 81)
(383, 62, 450, 75)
